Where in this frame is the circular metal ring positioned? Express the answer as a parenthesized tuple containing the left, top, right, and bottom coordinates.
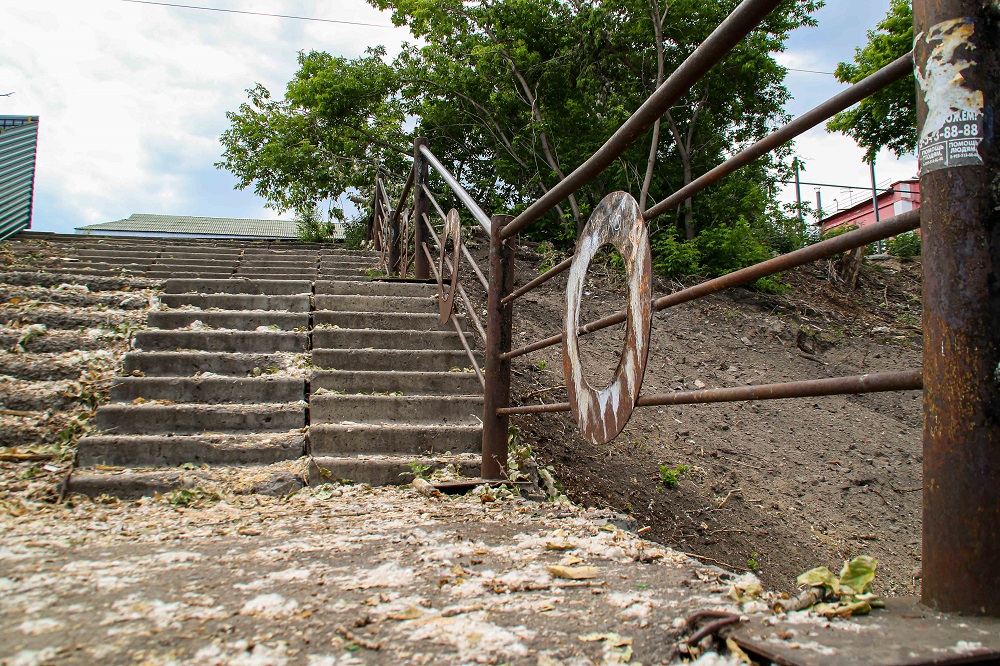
(438, 209, 461, 323)
(563, 191, 652, 446)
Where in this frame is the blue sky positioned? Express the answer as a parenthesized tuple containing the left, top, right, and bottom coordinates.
(0, 1, 909, 235)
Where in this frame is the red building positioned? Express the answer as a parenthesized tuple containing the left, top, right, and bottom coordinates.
(820, 179, 921, 235)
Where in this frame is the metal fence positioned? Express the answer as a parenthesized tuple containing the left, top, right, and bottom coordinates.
(368, 0, 998, 616)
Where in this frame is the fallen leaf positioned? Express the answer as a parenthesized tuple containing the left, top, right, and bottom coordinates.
(548, 565, 598, 580)
(388, 606, 423, 621)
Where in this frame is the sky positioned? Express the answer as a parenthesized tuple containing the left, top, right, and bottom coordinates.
(0, 0, 913, 235)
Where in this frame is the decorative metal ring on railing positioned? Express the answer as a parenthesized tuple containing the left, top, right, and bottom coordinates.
(438, 209, 461, 323)
(563, 192, 652, 446)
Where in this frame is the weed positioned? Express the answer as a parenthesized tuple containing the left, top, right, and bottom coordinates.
(535, 360, 547, 371)
(163, 487, 224, 508)
(536, 241, 561, 273)
(401, 461, 432, 480)
(747, 553, 759, 570)
(659, 463, 690, 488)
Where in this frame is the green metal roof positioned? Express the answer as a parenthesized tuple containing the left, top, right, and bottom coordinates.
(0, 117, 40, 241)
(75, 213, 343, 240)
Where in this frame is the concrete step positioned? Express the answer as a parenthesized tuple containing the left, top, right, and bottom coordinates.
(147, 271, 235, 280)
(319, 271, 373, 280)
(147, 263, 234, 279)
(313, 348, 480, 372)
(75, 251, 160, 261)
(319, 259, 378, 268)
(318, 249, 377, 258)
(133, 330, 308, 353)
(160, 293, 310, 311)
(315, 280, 437, 297)
(148, 310, 308, 331)
(308, 455, 480, 486)
(111, 376, 305, 404)
(234, 271, 318, 280)
(237, 260, 316, 268)
(314, 310, 460, 331)
(312, 328, 469, 351)
(312, 369, 482, 396)
(77, 432, 305, 466)
(162, 278, 312, 295)
(310, 394, 483, 426)
(95, 402, 306, 434)
(124, 351, 299, 377)
(308, 423, 480, 456)
(313, 294, 436, 313)
(159, 251, 243, 260)
(155, 259, 239, 267)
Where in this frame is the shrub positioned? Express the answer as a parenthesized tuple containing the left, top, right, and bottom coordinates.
(695, 217, 774, 277)
(342, 216, 368, 250)
(651, 228, 700, 278)
(887, 230, 921, 259)
(296, 203, 339, 243)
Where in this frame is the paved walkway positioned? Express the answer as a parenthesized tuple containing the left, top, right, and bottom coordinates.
(1, 481, 747, 665)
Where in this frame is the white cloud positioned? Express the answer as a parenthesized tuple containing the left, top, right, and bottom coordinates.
(0, 0, 408, 233)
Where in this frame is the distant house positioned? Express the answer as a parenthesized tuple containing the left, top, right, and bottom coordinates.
(0, 116, 40, 240)
(75, 213, 343, 241)
(820, 179, 921, 235)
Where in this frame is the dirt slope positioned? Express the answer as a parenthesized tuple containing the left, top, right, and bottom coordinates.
(501, 240, 924, 596)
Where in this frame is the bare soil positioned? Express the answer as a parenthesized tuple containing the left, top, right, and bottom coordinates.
(501, 240, 924, 596)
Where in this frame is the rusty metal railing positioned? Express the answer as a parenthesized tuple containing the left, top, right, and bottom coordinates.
(374, 0, 998, 616)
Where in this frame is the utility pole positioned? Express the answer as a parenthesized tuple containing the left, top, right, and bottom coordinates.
(793, 158, 803, 224)
(869, 161, 883, 252)
(915, 0, 1000, 616)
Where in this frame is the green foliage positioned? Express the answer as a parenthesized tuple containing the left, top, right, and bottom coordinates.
(650, 228, 700, 277)
(219, 0, 820, 253)
(342, 215, 368, 250)
(826, 0, 915, 161)
(295, 203, 339, 243)
(747, 553, 759, 570)
(887, 230, 921, 259)
(659, 463, 690, 488)
(402, 461, 432, 480)
(535, 360, 547, 371)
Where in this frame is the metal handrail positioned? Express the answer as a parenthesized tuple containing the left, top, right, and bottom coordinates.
(422, 212, 487, 342)
(423, 185, 489, 291)
(499, 0, 782, 240)
(498, 370, 922, 415)
(419, 145, 493, 233)
(501, 208, 920, 360)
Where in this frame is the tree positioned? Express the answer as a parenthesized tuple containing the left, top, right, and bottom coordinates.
(218, 0, 821, 275)
(826, 0, 915, 162)
(216, 47, 410, 215)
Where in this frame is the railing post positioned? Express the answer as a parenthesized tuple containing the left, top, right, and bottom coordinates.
(914, 0, 1000, 615)
(369, 183, 381, 248)
(482, 214, 516, 480)
(412, 138, 430, 279)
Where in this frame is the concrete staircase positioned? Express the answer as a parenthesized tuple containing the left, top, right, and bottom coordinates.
(308, 279, 484, 485)
(5, 234, 488, 495)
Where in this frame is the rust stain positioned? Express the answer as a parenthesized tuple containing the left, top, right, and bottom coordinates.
(563, 191, 652, 446)
(438, 209, 462, 323)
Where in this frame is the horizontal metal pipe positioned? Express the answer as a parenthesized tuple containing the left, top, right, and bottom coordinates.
(502, 257, 573, 304)
(500, 0, 783, 239)
(645, 52, 914, 220)
(500, 209, 920, 360)
(419, 145, 493, 233)
(496, 370, 922, 415)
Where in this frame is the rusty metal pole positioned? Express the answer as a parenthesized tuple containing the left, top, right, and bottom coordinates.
(412, 138, 430, 279)
(388, 205, 401, 276)
(481, 214, 515, 480)
(914, 0, 1000, 616)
